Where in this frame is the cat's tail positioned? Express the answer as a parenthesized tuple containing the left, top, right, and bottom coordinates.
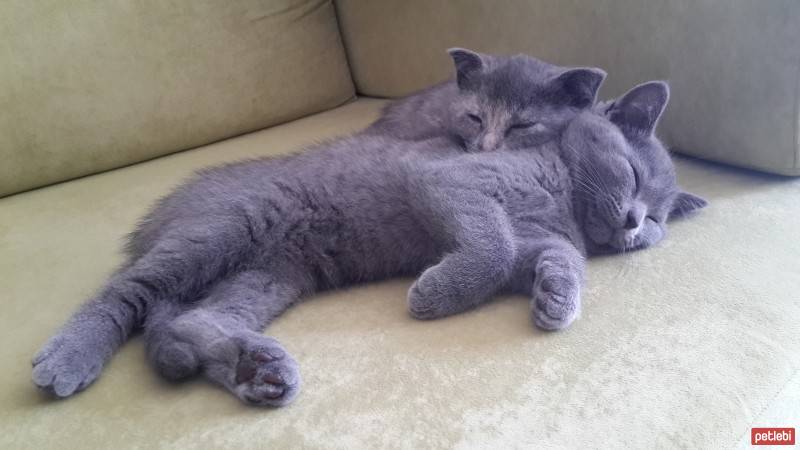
(32, 224, 248, 397)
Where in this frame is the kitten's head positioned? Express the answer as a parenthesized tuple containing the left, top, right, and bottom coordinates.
(562, 81, 707, 254)
(447, 48, 606, 153)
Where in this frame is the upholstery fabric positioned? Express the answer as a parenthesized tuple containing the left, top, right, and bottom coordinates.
(0, 0, 354, 197)
(1, 99, 798, 449)
(335, 0, 800, 176)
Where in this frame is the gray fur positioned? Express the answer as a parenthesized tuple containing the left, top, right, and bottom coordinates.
(32, 78, 705, 407)
(366, 48, 607, 152)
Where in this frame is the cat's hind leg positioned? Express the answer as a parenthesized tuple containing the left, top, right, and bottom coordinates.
(33, 223, 250, 397)
(144, 300, 199, 381)
(154, 269, 306, 407)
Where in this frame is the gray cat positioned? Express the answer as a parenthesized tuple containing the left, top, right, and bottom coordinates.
(32, 79, 706, 408)
(366, 48, 607, 152)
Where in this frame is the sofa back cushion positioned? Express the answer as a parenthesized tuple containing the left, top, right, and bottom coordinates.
(336, 0, 800, 176)
(0, 0, 354, 197)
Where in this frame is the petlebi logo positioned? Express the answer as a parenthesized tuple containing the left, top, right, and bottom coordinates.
(751, 428, 795, 446)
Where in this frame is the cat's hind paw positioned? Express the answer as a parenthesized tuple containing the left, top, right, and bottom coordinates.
(216, 334, 301, 407)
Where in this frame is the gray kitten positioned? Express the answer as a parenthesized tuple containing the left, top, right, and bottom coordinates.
(32, 80, 706, 408)
(367, 48, 607, 152)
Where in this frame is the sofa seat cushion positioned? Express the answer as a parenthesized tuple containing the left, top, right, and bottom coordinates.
(1, 99, 798, 448)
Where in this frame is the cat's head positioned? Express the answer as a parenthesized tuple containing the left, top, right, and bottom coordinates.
(447, 48, 606, 153)
(562, 81, 707, 254)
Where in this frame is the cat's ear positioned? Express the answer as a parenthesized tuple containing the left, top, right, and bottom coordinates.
(448, 48, 484, 89)
(668, 191, 707, 220)
(552, 67, 607, 109)
(608, 81, 670, 138)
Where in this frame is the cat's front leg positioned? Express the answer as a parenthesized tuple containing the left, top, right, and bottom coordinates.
(512, 238, 585, 330)
(407, 169, 516, 320)
(408, 241, 515, 320)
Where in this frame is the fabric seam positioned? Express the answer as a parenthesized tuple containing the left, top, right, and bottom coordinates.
(330, 0, 360, 97)
(728, 365, 800, 449)
(794, 55, 800, 171)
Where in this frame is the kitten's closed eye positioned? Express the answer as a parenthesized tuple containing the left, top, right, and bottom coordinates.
(467, 114, 483, 126)
(505, 122, 545, 136)
(509, 122, 537, 130)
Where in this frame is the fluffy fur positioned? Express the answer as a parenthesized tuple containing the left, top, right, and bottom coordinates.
(32, 80, 706, 407)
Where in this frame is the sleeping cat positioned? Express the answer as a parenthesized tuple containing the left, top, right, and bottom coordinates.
(32, 80, 706, 407)
(366, 48, 607, 152)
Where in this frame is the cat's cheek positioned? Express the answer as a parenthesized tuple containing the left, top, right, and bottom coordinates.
(467, 133, 487, 152)
(455, 125, 481, 152)
(585, 210, 613, 246)
(520, 130, 557, 149)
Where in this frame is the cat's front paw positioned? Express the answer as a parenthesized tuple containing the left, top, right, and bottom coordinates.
(407, 268, 456, 320)
(32, 333, 106, 397)
(532, 275, 581, 331)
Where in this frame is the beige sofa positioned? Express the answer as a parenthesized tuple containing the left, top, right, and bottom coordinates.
(2, 1, 799, 448)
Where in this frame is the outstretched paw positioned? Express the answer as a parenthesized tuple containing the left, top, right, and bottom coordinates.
(532, 275, 581, 331)
(407, 267, 462, 320)
(218, 334, 301, 407)
(32, 334, 106, 398)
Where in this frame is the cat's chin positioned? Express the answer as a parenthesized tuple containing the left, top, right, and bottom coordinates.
(585, 218, 665, 256)
(585, 241, 620, 256)
(585, 235, 655, 256)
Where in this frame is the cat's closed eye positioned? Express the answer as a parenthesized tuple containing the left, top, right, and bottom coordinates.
(631, 165, 641, 193)
(467, 113, 482, 126)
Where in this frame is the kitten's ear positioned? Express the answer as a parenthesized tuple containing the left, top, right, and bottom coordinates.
(608, 81, 670, 138)
(448, 48, 484, 89)
(552, 67, 607, 109)
(668, 191, 708, 220)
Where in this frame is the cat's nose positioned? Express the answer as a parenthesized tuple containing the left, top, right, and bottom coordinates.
(480, 133, 500, 152)
(623, 211, 639, 229)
